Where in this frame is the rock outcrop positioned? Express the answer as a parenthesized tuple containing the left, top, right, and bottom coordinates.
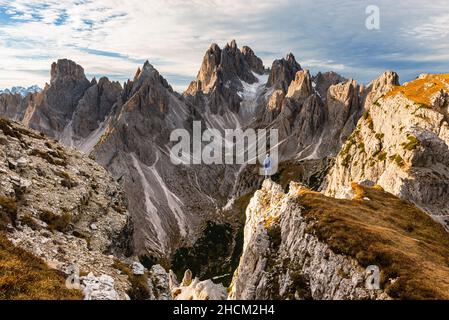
(61, 77, 122, 153)
(23, 59, 91, 137)
(230, 179, 449, 300)
(0, 92, 27, 121)
(267, 53, 302, 92)
(229, 180, 389, 300)
(324, 73, 449, 227)
(0, 118, 132, 299)
(169, 269, 227, 300)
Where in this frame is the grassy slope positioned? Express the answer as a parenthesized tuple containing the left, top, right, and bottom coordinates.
(0, 179, 81, 300)
(0, 234, 82, 300)
(292, 183, 449, 300)
(385, 73, 449, 106)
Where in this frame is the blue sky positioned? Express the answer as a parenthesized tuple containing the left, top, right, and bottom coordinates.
(1, 0, 449, 92)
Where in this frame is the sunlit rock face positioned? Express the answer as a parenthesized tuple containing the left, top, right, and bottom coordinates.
(324, 73, 449, 228)
(229, 180, 390, 300)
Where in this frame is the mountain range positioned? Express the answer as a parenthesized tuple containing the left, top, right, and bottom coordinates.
(0, 85, 42, 97)
(1, 40, 449, 300)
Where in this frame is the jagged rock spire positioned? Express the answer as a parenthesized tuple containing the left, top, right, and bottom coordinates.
(184, 40, 265, 96)
(267, 53, 302, 92)
(286, 69, 313, 101)
(50, 59, 88, 85)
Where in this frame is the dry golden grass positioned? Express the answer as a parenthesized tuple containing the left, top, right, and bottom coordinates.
(112, 259, 151, 300)
(0, 233, 82, 300)
(385, 73, 449, 107)
(0, 196, 18, 230)
(292, 184, 449, 300)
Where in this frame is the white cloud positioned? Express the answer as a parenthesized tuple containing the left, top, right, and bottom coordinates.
(0, 0, 293, 90)
(404, 14, 449, 40)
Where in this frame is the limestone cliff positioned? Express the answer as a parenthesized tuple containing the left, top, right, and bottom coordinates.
(324, 73, 449, 228)
(230, 180, 449, 300)
(0, 118, 132, 299)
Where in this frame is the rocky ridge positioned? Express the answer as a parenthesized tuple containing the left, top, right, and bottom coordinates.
(229, 180, 389, 300)
(0, 118, 132, 299)
(230, 179, 449, 300)
(324, 73, 449, 227)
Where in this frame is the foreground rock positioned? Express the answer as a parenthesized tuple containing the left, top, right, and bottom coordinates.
(230, 179, 449, 300)
(0, 118, 132, 299)
(169, 270, 227, 300)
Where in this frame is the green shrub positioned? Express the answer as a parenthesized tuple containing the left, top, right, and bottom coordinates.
(375, 133, 385, 140)
(390, 154, 405, 167)
(402, 135, 420, 151)
(377, 151, 387, 161)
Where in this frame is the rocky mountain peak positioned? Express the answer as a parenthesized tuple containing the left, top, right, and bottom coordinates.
(368, 71, 400, 92)
(286, 69, 313, 101)
(313, 71, 347, 101)
(267, 53, 302, 92)
(50, 59, 89, 86)
(22, 59, 92, 137)
(218, 40, 260, 84)
(363, 71, 400, 109)
(226, 39, 238, 50)
(241, 45, 265, 75)
(131, 60, 172, 95)
(286, 52, 297, 64)
(184, 41, 264, 96)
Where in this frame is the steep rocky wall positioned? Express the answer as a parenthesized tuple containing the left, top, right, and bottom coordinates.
(0, 118, 132, 299)
(229, 180, 389, 300)
(324, 74, 449, 228)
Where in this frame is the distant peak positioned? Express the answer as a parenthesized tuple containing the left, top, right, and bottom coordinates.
(133, 67, 142, 81)
(208, 43, 221, 53)
(0, 85, 42, 96)
(286, 53, 296, 63)
(50, 59, 88, 85)
(267, 53, 302, 92)
(142, 60, 158, 74)
(368, 71, 400, 93)
(241, 46, 254, 55)
(132, 61, 158, 83)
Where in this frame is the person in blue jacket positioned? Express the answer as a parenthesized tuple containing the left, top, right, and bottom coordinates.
(263, 154, 272, 179)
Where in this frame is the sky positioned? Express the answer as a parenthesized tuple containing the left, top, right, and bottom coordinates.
(1, 0, 449, 92)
